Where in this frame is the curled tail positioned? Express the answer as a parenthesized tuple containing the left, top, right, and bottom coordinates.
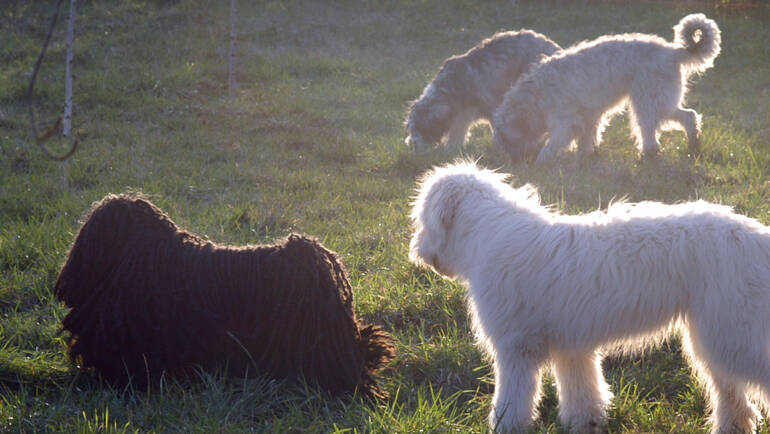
(674, 13, 721, 73)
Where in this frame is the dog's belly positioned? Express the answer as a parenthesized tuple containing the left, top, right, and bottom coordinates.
(468, 265, 688, 354)
(541, 277, 687, 352)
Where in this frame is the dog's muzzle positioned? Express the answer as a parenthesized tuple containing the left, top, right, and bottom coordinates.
(406, 135, 430, 153)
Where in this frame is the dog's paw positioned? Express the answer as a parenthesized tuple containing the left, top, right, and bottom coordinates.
(405, 135, 433, 153)
(640, 147, 661, 162)
(578, 144, 598, 158)
(641, 142, 661, 159)
(687, 135, 701, 158)
(564, 416, 608, 434)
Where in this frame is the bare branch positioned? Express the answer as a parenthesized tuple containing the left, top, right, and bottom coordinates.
(27, 0, 65, 99)
(35, 117, 79, 161)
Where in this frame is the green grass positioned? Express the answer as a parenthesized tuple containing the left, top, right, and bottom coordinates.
(2, 0, 769, 432)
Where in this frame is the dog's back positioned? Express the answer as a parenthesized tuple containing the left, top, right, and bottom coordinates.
(529, 34, 681, 114)
(452, 30, 561, 114)
(527, 13, 720, 114)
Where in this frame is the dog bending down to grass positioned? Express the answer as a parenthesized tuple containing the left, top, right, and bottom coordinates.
(410, 161, 770, 433)
(54, 193, 396, 399)
(405, 30, 560, 151)
(493, 14, 720, 163)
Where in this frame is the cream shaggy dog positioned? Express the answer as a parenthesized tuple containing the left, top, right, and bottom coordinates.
(405, 30, 560, 152)
(492, 14, 720, 163)
(409, 161, 770, 433)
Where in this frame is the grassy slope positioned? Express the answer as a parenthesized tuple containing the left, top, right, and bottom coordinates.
(1, 0, 769, 432)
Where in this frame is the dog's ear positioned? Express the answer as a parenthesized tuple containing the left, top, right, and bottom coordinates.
(410, 174, 465, 271)
(429, 176, 464, 234)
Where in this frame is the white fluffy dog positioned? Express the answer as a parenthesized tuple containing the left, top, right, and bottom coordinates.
(492, 14, 721, 163)
(409, 161, 770, 433)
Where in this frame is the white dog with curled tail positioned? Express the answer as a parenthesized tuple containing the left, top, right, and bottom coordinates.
(409, 161, 770, 433)
(493, 14, 721, 163)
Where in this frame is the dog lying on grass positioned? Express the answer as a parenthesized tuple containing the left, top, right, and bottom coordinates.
(493, 14, 720, 163)
(410, 161, 770, 433)
(405, 30, 560, 151)
(54, 193, 395, 399)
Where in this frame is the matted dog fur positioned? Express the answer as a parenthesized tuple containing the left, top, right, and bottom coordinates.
(54, 193, 396, 398)
(410, 161, 770, 433)
(493, 14, 720, 162)
(405, 30, 560, 151)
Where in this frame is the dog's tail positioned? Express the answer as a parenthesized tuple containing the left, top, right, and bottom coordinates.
(357, 323, 397, 399)
(674, 14, 721, 74)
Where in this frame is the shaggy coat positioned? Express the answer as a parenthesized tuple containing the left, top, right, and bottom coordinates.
(405, 30, 560, 151)
(410, 161, 770, 433)
(492, 14, 721, 162)
(54, 193, 395, 398)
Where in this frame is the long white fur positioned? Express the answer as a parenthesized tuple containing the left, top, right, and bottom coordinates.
(409, 161, 770, 433)
(492, 14, 721, 162)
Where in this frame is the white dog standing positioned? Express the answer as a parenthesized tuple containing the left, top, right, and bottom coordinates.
(409, 161, 770, 433)
(492, 14, 720, 163)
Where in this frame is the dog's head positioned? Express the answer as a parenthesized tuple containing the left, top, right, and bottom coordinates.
(409, 161, 545, 278)
(409, 161, 517, 278)
(405, 83, 454, 151)
(492, 81, 545, 162)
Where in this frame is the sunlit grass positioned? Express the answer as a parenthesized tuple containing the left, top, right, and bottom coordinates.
(1, 0, 769, 431)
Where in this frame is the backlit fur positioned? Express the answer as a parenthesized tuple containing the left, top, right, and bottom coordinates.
(493, 14, 721, 162)
(410, 161, 770, 433)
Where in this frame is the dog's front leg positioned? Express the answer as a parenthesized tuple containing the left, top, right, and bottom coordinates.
(489, 353, 543, 433)
(536, 125, 574, 163)
(552, 351, 612, 433)
(444, 108, 478, 151)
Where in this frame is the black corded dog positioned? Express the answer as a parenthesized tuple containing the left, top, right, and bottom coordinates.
(54, 193, 395, 398)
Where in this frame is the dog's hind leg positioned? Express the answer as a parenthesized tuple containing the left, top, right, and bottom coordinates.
(710, 379, 757, 434)
(489, 353, 544, 433)
(682, 328, 758, 433)
(552, 351, 612, 433)
(669, 108, 702, 153)
(576, 121, 600, 157)
(628, 101, 663, 157)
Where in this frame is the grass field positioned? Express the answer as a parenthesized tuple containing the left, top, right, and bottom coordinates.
(2, 0, 770, 432)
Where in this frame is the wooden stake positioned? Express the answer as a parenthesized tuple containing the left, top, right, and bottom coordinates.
(228, 0, 236, 100)
(63, 0, 76, 137)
